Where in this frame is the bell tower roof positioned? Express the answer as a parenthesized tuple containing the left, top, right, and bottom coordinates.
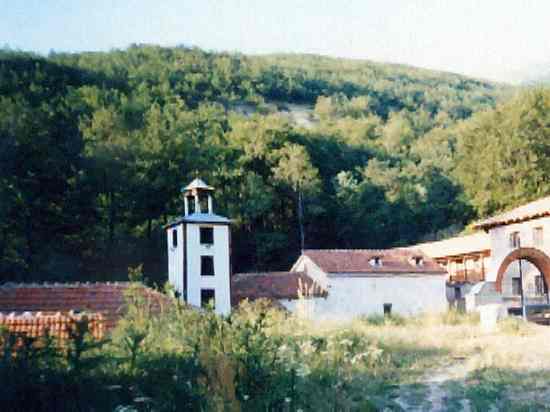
(182, 178, 214, 194)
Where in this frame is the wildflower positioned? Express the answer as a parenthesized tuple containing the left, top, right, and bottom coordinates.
(285, 397, 291, 403)
(340, 338, 353, 347)
(243, 395, 249, 401)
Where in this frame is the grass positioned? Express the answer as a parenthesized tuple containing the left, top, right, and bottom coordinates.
(3, 293, 550, 411)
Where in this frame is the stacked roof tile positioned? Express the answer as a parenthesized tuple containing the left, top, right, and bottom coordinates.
(0, 282, 171, 332)
(0, 311, 104, 340)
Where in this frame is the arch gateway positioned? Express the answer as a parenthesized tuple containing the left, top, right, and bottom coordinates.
(469, 196, 550, 318)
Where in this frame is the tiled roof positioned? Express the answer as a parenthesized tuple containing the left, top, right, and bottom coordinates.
(303, 249, 446, 275)
(231, 272, 326, 305)
(0, 282, 171, 331)
(474, 196, 550, 230)
(0, 311, 104, 340)
(410, 232, 490, 259)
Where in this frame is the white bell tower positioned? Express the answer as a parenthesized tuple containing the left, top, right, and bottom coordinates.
(166, 178, 231, 315)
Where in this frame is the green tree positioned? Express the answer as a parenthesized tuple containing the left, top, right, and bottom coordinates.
(273, 144, 320, 251)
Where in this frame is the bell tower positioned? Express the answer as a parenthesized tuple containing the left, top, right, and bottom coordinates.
(166, 178, 231, 315)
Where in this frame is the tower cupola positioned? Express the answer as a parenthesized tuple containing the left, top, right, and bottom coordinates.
(182, 178, 215, 215)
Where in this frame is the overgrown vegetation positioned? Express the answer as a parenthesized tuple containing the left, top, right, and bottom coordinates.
(1, 45, 520, 282)
(0, 290, 455, 412)
(4, 293, 550, 411)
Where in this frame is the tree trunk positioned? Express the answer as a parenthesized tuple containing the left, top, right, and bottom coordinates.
(298, 190, 305, 251)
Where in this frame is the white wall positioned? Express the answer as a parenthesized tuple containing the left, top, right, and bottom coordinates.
(186, 224, 231, 315)
(283, 262, 447, 320)
(167, 225, 184, 297)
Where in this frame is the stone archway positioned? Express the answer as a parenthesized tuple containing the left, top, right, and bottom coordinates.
(495, 247, 550, 293)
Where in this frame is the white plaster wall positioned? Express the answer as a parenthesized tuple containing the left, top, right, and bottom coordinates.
(186, 224, 231, 315)
(167, 225, 184, 297)
(487, 216, 550, 282)
(282, 273, 447, 320)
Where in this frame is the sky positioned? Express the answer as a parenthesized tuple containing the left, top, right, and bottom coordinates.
(2, 0, 550, 84)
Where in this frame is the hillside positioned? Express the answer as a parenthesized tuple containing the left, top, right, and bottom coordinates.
(0, 45, 515, 283)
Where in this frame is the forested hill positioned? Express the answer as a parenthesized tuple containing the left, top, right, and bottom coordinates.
(0, 45, 531, 284)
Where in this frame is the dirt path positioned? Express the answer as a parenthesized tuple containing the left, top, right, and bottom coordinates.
(394, 358, 472, 411)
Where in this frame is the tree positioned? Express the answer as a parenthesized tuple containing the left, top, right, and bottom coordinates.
(272, 144, 320, 251)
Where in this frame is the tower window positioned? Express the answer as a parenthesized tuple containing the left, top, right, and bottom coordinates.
(200, 227, 214, 245)
(172, 229, 178, 248)
(201, 289, 215, 309)
(201, 256, 215, 276)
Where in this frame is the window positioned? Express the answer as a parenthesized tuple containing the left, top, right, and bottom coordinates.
(370, 256, 382, 267)
(412, 256, 424, 266)
(201, 256, 215, 276)
(533, 227, 544, 247)
(509, 232, 521, 248)
(383, 303, 392, 316)
(512, 277, 522, 296)
(172, 229, 178, 248)
(535, 275, 545, 296)
(454, 287, 461, 300)
(201, 289, 215, 309)
(200, 227, 214, 245)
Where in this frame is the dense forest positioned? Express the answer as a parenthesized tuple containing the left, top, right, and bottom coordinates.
(1, 44, 548, 284)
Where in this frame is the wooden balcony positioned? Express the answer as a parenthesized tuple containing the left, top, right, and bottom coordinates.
(448, 269, 485, 284)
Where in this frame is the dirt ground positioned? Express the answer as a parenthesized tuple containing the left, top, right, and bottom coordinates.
(385, 318, 550, 411)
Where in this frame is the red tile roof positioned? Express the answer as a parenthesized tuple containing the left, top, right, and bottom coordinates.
(231, 272, 326, 306)
(0, 282, 172, 331)
(0, 311, 105, 340)
(303, 249, 446, 275)
(474, 195, 550, 230)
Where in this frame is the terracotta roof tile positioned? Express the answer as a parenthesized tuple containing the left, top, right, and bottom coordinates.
(231, 272, 326, 305)
(474, 195, 550, 230)
(0, 311, 105, 340)
(0, 282, 172, 332)
(303, 249, 446, 275)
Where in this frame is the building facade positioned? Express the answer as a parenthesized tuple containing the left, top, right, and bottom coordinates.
(288, 249, 448, 319)
(166, 179, 232, 315)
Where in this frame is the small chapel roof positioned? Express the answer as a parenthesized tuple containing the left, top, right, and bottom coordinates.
(182, 178, 214, 193)
(302, 249, 446, 276)
(474, 195, 550, 231)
